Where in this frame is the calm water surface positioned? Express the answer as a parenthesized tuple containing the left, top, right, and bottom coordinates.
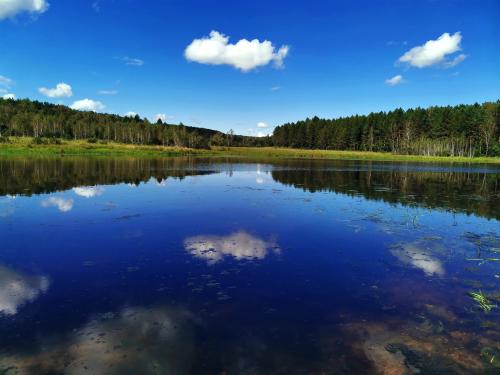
(0, 157, 499, 374)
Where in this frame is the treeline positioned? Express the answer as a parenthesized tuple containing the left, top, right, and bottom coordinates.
(273, 101, 500, 156)
(0, 98, 268, 148)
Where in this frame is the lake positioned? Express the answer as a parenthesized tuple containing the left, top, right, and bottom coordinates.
(0, 157, 499, 374)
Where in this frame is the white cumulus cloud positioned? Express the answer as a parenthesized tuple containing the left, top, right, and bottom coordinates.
(125, 111, 138, 117)
(185, 30, 289, 72)
(2, 93, 16, 100)
(398, 32, 465, 68)
(257, 121, 268, 128)
(70, 99, 105, 112)
(38, 82, 73, 98)
(0, 0, 48, 20)
(385, 75, 404, 86)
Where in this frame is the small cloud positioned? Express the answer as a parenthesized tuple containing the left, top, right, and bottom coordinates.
(38, 82, 73, 98)
(185, 30, 289, 72)
(41, 197, 74, 212)
(125, 111, 138, 117)
(443, 53, 467, 69)
(0, 75, 14, 87)
(2, 93, 16, 100)
(398, 32, 465, 68)
(155, 113, 170, 123)
(70, 99, 105, 112)
(385, 75, 405, 86)
(123, 57, 144, 66)
(257, 122, 268, 128)
(270, 86, 281, 91)
(0, 0, 49, 20)
(98, 90, 118, 95)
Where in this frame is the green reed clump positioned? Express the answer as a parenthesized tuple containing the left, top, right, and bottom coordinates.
(468, 290, 497, 313)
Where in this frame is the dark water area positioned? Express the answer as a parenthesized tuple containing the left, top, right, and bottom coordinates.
(0, 157, 499, 374)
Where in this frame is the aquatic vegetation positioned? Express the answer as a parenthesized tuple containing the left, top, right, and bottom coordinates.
(468, 290, 497, 313)
(480, 347, 500, 368)
(0, 306, 195, 374)
(385, 343, 462, 373)
(346, 320, 488, 374)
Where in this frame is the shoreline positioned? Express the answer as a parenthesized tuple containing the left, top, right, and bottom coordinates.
(0, 138, 499, 164)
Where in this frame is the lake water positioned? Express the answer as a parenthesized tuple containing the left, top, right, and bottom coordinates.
(0, 157, 499, 374)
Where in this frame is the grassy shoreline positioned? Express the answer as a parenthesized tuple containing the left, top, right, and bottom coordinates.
(0, 137, 499, 164)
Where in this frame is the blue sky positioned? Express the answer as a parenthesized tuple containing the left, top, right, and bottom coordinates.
(0, 0, 499, 135)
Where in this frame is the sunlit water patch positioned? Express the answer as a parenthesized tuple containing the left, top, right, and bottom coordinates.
(0, 157, 499, 374)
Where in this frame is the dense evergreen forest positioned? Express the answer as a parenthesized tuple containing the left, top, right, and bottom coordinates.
(1, 98, 499, 156)
(0, 98, 267, 148)
(273, 101, 500, 156)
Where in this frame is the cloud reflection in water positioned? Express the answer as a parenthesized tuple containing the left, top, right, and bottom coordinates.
(184, 230, 280, 264)
(73, 186, 104, 198)
(389, 242, 445, 276)
(41, 197, 74, 212)
(0, 265, 50, 315)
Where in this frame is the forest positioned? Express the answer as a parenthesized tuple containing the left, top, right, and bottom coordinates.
(273, 101, 500, 156)
(0, 98, 268, 148)
(1, 98, 499, 156)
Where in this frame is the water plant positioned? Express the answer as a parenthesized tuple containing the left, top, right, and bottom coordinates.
(468, 290, 497, 313)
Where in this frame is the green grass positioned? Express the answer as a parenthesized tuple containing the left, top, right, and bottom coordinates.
(0, 137, 206, 157)
(211, 147, 500, 163)
(1, 137, 499, 163)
